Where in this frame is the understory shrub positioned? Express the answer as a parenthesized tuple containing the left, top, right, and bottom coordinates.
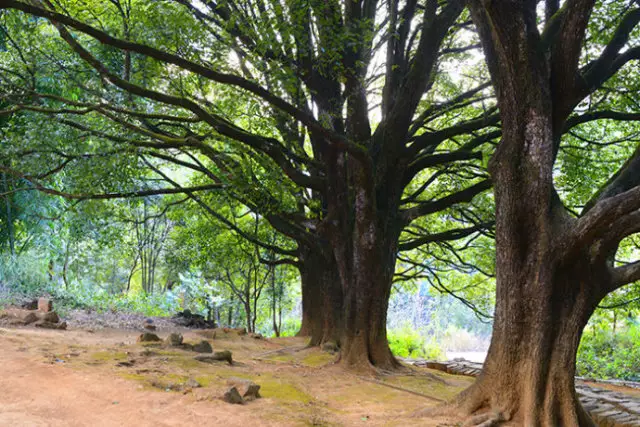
(0, 252, 50, 305)
(388, 324, 444, 360)
(576, 323, 640, 381)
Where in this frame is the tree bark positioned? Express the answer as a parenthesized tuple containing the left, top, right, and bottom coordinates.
(243, 301, 252, 333)
(2, 173, 14, 255)
(297, 246, 343, 347)
(456, 259, 606, 425)
(455, 3, 611, 423)
(337, 225, 400, 371)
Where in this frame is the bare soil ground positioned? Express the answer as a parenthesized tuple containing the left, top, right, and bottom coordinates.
(0, 325, 473, 426)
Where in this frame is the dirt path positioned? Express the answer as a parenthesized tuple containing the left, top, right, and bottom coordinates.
(0, 327, 470, 426)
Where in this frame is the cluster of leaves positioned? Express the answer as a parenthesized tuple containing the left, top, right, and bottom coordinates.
(577, 320, 640, 381)
(388, 323, 444, 360)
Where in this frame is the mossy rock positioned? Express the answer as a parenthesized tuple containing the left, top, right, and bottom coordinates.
(165, 333, 183, 347)
(137, 332, 161, 343)
(192, 340, 213, 353)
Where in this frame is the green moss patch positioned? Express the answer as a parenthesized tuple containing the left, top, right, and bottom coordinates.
(382, 374, 472, 401)
(259, 376, 313, 404)
(90, 351, 128, 362)
(301, 351, 334, 367)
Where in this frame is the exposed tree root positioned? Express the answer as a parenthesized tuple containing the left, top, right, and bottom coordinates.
(462, 412, 505, 427)
(253, 345, 307, 359)
(354, 375, 446, 403)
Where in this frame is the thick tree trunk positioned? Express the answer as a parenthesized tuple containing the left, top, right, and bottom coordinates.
(338, 229, 400, 371)
(457, 262, 606, 426)
(297, 247, 343, 347)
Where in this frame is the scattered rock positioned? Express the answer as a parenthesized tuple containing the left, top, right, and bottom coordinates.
(38, 298, 53, 313)
(223, 386, 244, 404)
(34, 320, 67, 330)
(0, 308, 39, 326)
(40, 311, 60, 324)
(192, 340, 213, 353)
(137, 332, 161, 343)
(20, 299, 38, 310)
(0, 308, 64, 331)
(194, 350, 233, 365)
(165, 333, 183, 347)
(143, 318, 156, 331)
(21, 312, 39, 325)
(185, 378, 201, 389)
(172, 310, 216, 329)
(227, 378, 261, 401)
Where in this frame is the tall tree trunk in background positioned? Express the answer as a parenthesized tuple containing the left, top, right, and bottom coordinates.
(270, 267, 280, 337)
(227, 295, 234, 327)
(2, 173, 14, 255)
(297, 246, 343, 346)
(334, 220, 400, 370)
(324, 157, 402, 370)
(63, 239, 71, 288)
(243, 301, 252, 333)
(126, 255, 138, 293)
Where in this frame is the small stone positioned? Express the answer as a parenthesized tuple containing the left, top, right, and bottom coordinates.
(165, 333, 183, 347)
(144, 324, 157, 331)
(20, 312, 39, 325)
(223, 386, 244, 404)
(185, 378, 201, 389)
(194, 350, 233, 365)
(34, 320, 61, 329)
(21, 299, 38, 310)
(38, 298, 53, 312)
(39, 311, 60, 324)
(227, 378, 261, 400)
(249, 333, 263, 339)
(137, 332, 161, 343)
(192, 340, 213, 353)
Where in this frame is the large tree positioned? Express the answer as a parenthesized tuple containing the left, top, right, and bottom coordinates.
(0, 0, 499, 369)
(451, 1, 640, 425)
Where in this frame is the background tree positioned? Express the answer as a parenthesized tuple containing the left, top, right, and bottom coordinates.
(0, 0, 499, 369)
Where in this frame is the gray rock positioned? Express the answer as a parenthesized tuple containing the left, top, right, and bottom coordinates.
(185, 378, 201, 388)
(194, 350, 233, 365)
(40, 311, 60, 324)
(165, 333, 183, 347)
(223, 386, 244, 404)
(227, 378, 261, 401)
(137, 332, 161, 343)
(192, 340, 213, 353)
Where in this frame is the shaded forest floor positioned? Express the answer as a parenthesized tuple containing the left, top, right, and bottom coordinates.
(0, 324, 475, 426)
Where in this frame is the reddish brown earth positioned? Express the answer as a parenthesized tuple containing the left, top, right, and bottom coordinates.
(0, 326, 472, 426)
